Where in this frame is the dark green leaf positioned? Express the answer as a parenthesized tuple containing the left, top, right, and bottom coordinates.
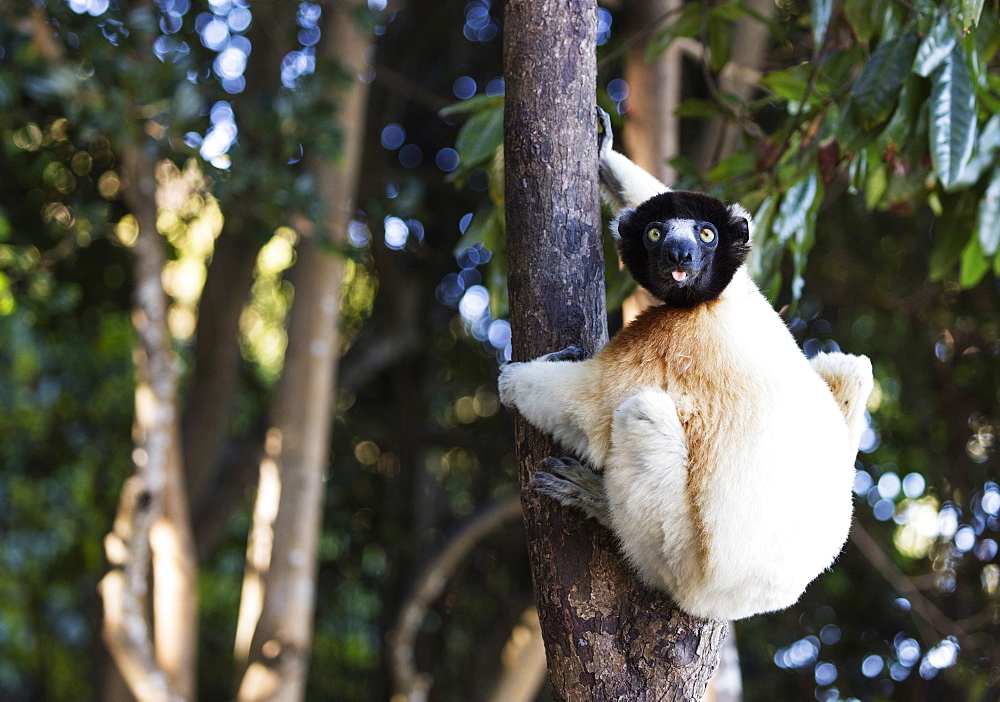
(673, 99, 724, 119)
(708, 16, 732, 72)
(646, 3, 701, 59)
(977, 167, 1000, 255)
(453, 206, 502, 255)
(843, 0, 878, 42)
(850, 32, 919, 129)
(929, 191, 977, 279)
(929, 45, 977, 190)
(454, 106, 503, 169)
(709, 0, 747, 21)
(913, 10, 957, 77)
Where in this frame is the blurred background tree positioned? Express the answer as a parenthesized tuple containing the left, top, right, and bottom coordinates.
(0, 1, 998, 701)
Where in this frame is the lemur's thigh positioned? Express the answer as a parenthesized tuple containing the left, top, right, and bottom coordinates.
(605, 388, 700, 590)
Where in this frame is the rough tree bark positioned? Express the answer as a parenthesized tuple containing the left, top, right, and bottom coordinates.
(232, 2, 372, 700)
(503, 1, 727, 699)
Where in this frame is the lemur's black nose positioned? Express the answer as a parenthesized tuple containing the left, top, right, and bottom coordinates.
(663, 236, 696, 266)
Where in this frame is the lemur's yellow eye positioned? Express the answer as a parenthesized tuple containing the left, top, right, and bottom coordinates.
(647, 227, 662, 242)
(699, 226, 716, 243)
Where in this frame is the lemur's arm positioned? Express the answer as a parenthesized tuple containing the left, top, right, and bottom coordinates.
(809, 352, 875, 451)
(597, 107, 670, 215)
(498, 346, 597, 462)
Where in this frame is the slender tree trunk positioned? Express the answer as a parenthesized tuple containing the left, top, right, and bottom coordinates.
(100, 145, 198, 702)
(232, 2, 372, 700)
(182, 225, 263, 531)
(503, 1, 727, 699)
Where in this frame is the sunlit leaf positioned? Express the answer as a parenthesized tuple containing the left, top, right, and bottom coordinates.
(961, 0, 985, 29)
(913, 10, 957, 77)
(454, 106, 503, 170)
(760, 65, 812, 104)
(850, 32, 919, 129)
(951, 113, 1000, 188)
(977, 167, 1000, 255)
(929, 46, 977, 190)
(773, 170, 820, 246)
(813, 0, 833, 49)
(959, 235, 989, 287)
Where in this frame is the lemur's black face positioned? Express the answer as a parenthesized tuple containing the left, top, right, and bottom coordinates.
(616, 191, 751, 307)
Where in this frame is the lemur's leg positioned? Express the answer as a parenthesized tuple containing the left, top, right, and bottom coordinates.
(603, 388, 702, 594)
(597, 107, 670, 214)
(809, 352, 875, 450)
(498, 347, 596, 460)
(532, 457, 611, 527)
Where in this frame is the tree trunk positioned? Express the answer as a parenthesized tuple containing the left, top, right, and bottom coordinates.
(232, 2, 372, 700)
(182, 225, 263, 533)
(100, 145, 198, 702)
(503, 1, 727, 699)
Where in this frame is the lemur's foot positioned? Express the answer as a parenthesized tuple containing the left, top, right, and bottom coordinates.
(541, 345, 588, 362)
(597, 106, 613, 154)
(532, 456, 610, 527)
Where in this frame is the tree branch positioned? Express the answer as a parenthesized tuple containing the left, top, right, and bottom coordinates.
(388, 497, 523, 701)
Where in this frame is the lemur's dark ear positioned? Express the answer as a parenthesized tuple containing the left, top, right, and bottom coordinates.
(727, 204, 754, 242)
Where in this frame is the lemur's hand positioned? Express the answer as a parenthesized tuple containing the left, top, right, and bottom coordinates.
(597, 106, 613, 156)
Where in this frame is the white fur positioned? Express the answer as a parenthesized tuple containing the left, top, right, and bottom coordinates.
(498, 140, 874, 620)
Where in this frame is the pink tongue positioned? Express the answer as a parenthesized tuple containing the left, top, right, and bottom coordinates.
(672, 270, 688, 282)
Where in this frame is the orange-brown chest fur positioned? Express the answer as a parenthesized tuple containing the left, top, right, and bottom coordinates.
(583, 301, 748, 466)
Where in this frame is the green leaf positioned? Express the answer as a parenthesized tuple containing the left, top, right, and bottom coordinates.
(646, 3, 701, 59)
(929, 191, 977, 279)
(951, 113, 1000, 188)
(707, 152, 758, 182)
(913, 10, 957, 77)
(813, 0, 833, 49)
(977, 167, 1000, 255)
(439, 94, 503, 118)
(843, 0, 878, 42)
(850, 31, 919, 129)
(929, 45, 977, 190)
(709, 0, 747, 21)
(708, 15, 732, 72)
(454, 106, 503, 169)
(673, 99, 724, 119)
(760, 65, 812, 104)
(453, 206, 502, 255)
(959, 235, 989, 287)
(773, 171, 820, 245)
(962, 0, 985, 29)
